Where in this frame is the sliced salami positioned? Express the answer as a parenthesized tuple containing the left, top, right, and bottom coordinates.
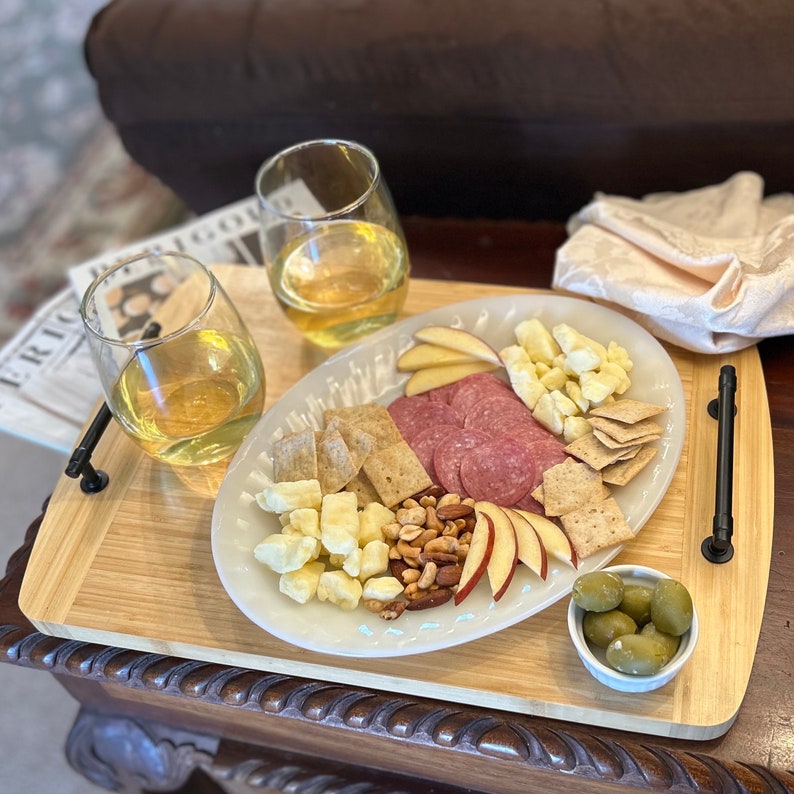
(389, 398, 463, 444)
(449, 372, 518, 416)
(463, 395, 537, 436)
(410, 423, 461, 484)
(523, 438, 571, 492)
(500, 418, 555, 448)
(425, 381, 461, 404)
(432, 428, 492, 497)
(514, 490, 545, 514)
(387, 394, 429, 430)
(459, 437, 536, 505)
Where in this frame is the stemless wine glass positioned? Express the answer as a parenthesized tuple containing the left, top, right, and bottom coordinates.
(255, 139, 410, 351)
(80, 251, 265, 466)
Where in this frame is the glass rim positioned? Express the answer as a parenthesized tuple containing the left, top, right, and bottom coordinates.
(80, 250, 217, 348)
(255, 138, 381, 221)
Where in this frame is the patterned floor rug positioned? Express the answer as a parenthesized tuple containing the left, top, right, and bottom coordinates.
(0, 124, 187, 345)
(0, 0, 187, 346)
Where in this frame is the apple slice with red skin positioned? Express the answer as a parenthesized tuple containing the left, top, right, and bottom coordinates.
(454, 510, 495, 606)
(413, 325, 502, 366)
(475, 501, 519, 601)
(503, 507, 549, 580)
(513, 507, 578, 569)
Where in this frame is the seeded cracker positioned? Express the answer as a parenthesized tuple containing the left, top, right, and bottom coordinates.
(564, 432, 636, 470)
(588, 398, 666, 423)
(592, 427, 661, 450)
(316, 427, 359, 494)
(602, 446, 658, 486)
(344, 470, 382, 508)
(324, 403, 403, 451)
(588, 415, 664, 444)
(540, 458, 610, 516)
(560, 496, 635, 558)
(272, 428, 318, 482)
(362, 440, 433, 508)
(324, 415, 376, 468)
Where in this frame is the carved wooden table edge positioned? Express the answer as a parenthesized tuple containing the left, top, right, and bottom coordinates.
(3, 514, 792, 793)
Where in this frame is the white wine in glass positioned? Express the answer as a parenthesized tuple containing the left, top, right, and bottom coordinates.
(256, 139, 410, 351)
(81, 251, 265, 466)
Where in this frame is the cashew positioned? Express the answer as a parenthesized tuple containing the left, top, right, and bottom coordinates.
(417, 561, 438, 590)
(424, 536, 459, 555)
(397, 505, 427, 526)
(396, 539, 421, 559)
(397, 524, 423, 542)
(410, 528, 438, 548)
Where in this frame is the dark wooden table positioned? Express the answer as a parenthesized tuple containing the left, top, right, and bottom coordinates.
(1, 218, 792, 794)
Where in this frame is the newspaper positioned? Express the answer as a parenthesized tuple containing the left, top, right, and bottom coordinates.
(0, 195, 264, 453)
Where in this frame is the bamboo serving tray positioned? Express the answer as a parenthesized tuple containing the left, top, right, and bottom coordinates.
(19, 266, 775, 741)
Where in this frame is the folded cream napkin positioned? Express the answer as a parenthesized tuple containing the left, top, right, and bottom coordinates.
(552, 171, 794, 353)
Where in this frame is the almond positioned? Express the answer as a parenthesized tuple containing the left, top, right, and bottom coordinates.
(389, 558, 410, 580)
(436, 503, 474, 521)
(435, 564, 462, 587)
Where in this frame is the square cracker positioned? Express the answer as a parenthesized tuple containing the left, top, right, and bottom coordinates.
(316, 427, 359, 494)
(344, 469, 382, 508)
(592, 428, 660, 450)
(273, 428, 318, 482)
(564, 432, 636, 471)
(601, 446, 658, 486)
(324, 403, 402, 451)
(560, 496, 635, 558)
(588, 399, 666, 423)
(588, 415, 664, 444)
(324, 415, 376, 469)
(362, 440, 433, 508)
(541, 458, 610, 517)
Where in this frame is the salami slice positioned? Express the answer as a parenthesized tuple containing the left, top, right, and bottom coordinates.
(514, 490, 545, 514)
(387, 394, 429, 430)
(410, 424, 461, 484)
(523, 438, 571, 492)
(432, 428, 492, 497)
(500, 418, 555, 448)
(459, 437, 536, 505)
(463, 395, 537, 436)
(448, 372, 514, 412)
(425, 381, 461, 404)
(389, 398, 463, 444)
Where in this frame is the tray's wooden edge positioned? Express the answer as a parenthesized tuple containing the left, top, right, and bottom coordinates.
(17, 427, 145, 623)
(19, 615, 738, 741)
(3, 527, 792, 794)
(673, 346, 776, 731)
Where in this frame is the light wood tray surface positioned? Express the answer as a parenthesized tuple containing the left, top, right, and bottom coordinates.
(19, 266, 774, 741)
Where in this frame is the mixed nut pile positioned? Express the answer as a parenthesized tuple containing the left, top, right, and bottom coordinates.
(372, 487, 474, 618)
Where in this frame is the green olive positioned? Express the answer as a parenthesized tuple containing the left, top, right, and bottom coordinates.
(605, 633, 668, 676)
(650, 579, 694, 636)
(640, 622, 681, 665)
(583, 609, 638, 649)
(572, 571, 625, 612)
(618, 584, 654, 627)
